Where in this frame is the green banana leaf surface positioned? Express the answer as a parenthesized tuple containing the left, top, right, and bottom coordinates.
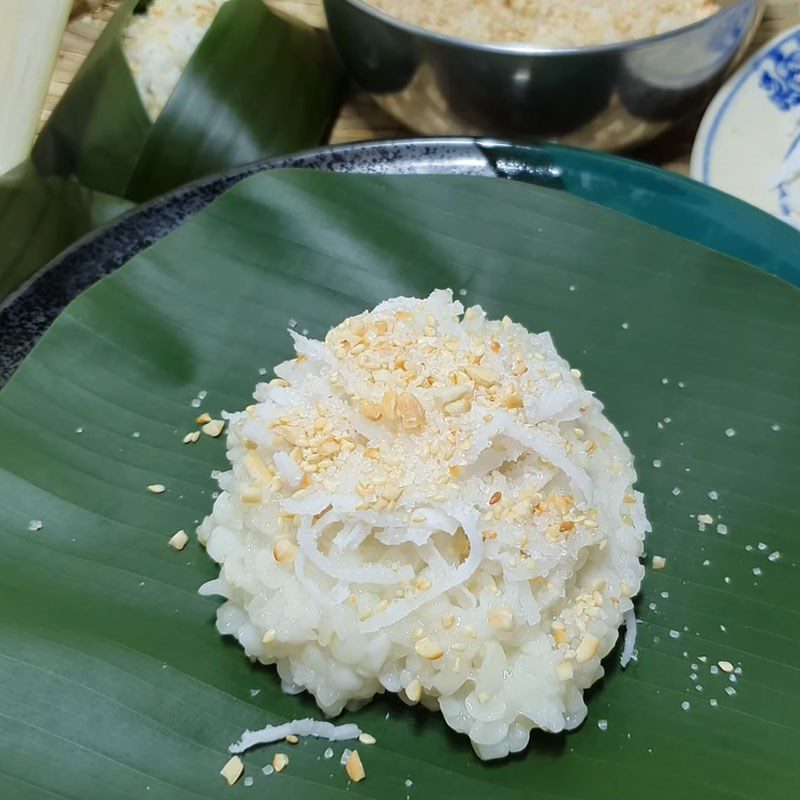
(0, 170, 797, 800)
(0, 162, 133, 303)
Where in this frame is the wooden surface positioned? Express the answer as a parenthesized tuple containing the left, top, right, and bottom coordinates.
(48, 1, 800, 176)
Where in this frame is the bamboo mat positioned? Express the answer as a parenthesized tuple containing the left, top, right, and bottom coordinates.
(49, 1, 800, 176)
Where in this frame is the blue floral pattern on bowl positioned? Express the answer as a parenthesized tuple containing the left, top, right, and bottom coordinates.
(759, 33, 800, 111)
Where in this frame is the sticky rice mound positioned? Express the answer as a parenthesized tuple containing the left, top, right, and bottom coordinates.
(198, 290, 649, 760)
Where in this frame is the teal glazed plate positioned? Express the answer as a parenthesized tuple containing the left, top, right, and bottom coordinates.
(0, 139, 798, 800)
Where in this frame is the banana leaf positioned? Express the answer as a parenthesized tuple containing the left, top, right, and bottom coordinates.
(0, 162, 133, 303)
(0, 170, 797, 800)
(0, 0, 344, 306)
(33, 0, 345, 202)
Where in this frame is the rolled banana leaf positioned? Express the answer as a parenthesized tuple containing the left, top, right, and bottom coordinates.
(33, 0, 345, 202)
(0, 0, 344, 305)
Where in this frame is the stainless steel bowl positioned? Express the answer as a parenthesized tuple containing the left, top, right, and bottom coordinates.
(324, 0, 764, 150)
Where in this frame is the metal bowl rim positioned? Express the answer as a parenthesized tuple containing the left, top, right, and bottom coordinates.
(333, 0, 764, 56)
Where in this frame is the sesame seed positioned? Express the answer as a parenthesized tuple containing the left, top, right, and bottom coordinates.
(358, 733, 376, 745)
(286, 735, 298, 744)
(183, 431, 201, 444)
(718, 660, 734, 673)
(147, 484, 166, 494)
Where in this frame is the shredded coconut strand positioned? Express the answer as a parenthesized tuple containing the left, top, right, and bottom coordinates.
(229, 719, 363, 754)
(620, 608, 637, 667)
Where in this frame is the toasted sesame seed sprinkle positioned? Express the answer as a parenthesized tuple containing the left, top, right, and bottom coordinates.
(147, 484, 166, 494)
(359, 733, 376, 745)
(718, 660, 734, 673)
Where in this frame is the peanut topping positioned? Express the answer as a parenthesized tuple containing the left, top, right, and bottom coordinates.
(397, 392, 425, 429)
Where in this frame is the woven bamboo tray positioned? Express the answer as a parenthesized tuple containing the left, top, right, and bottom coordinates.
(51, 1, 800, 176)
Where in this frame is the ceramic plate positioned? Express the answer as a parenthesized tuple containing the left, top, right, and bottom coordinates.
(691, 25, 800, 227)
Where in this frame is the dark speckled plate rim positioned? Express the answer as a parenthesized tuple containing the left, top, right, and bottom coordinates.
(1, 136, 797, 386)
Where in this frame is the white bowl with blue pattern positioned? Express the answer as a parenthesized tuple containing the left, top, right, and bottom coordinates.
(691, 24, 800, 228)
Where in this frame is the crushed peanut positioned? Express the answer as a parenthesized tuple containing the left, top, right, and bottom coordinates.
(345, 749, 366, 782)
(406, 678, 422, 702)
(168, 529, 189, 550)
(202, 419, 225, 438)
(220, 755, 244, 785)
(272, 753, 289, 772)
